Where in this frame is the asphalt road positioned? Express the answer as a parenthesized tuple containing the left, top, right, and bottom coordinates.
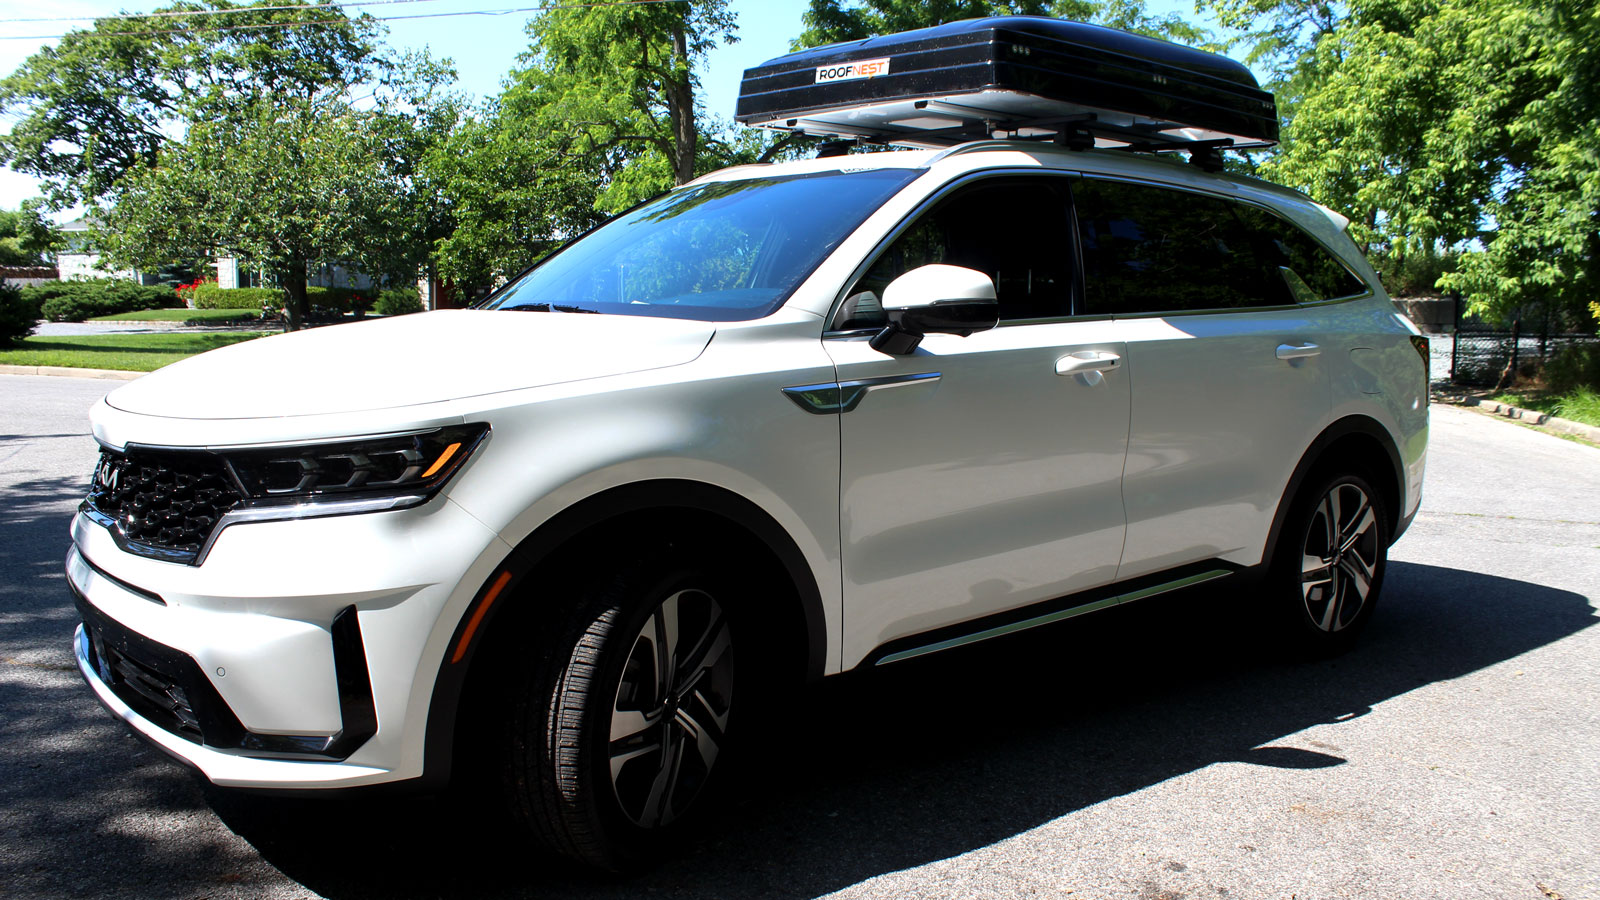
(2, 374, 1596, 900)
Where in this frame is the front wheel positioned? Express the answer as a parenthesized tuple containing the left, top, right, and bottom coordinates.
(1270, 471, 1390, 652)
(503, 558, 737, 871)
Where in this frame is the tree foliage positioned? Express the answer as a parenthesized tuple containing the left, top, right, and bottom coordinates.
(0, 0, 460, 330)
(1214, 0, 1600, 326)
(425, 0, 755, 290)
(0, 205, 60, 266)
(96, 83, 454, 331)
(0, 0, 385, 209)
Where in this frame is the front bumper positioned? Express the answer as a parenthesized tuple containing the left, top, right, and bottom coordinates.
(68, 494, 509, 790)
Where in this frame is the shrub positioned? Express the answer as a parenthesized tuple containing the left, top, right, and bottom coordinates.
(26, 278, 181, 322)
(307, 285, 357, 315)
(0, 279, 39, 346)
(375, 287, 423, 316)
(192, 283, 281, 310)
(1544, 343, 1600, 394)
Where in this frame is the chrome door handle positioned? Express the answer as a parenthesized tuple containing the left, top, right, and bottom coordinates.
(1055, 352, 1121, 375)
(1275, 342, 1322, 360)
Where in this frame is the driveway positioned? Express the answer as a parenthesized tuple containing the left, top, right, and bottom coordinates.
(2, 374, 1595, 900)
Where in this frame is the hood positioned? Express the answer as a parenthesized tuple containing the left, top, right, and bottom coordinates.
(106, 309, 716, 419)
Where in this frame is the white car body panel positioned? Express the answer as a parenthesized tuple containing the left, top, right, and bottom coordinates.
(69, 143, 1429, 791)
(1112, 307, 1331, 578)
(825, 322, 1130, 667)
(105, 309, 716, 419)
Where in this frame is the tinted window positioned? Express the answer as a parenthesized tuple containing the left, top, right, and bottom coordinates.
(835, 177, 1074, 329)
(1241, 205, 1369, 301)
(1073, 178, 1366, 316)
(482, 168, 921, 322)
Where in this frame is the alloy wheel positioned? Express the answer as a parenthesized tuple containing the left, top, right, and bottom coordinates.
(1300, 482, 1380, 632)
(607, 588, 734, 829)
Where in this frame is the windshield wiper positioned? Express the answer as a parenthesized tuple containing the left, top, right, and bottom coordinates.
(500, 302, 599, 314)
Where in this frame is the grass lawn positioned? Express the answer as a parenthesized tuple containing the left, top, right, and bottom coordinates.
(1490, 387, 1600, 429)
(0, 332, 270, 372)
(89, 308, 264, 324)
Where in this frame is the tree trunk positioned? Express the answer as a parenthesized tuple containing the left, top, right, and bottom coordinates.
(1493, 315, 1522, 391)
(668, 23, 696, 186)
(280, 259, 309, 332)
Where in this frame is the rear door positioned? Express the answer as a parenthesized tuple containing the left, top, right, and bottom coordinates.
(1069, 176, 1343, 579)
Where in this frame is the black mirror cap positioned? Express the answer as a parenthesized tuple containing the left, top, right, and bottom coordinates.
(869, 297, 1000, 355)
(897, 297, 999, 337)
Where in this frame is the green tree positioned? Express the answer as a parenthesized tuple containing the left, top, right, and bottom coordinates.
(1213, 0, 1599, 329)
(426, 1, 757, 291)
(795, 0, 1207, 48)
(96, 87, 451, 331)
(0, 204, 61, 266)
(0, 0, 384, 210)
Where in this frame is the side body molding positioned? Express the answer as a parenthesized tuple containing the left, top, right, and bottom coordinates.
(782, 372, 942, 415)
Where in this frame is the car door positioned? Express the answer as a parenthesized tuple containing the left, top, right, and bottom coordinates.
(820, 175, 1131, 668)
(1068, 175, 1336, 580)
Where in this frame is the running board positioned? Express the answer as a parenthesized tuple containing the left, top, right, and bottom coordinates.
(871, 566, 1235, 667)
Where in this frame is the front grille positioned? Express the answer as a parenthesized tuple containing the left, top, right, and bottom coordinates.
(86, 448, 245, 556)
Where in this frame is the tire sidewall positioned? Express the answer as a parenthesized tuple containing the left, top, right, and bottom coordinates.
(564, 555, 740, 868)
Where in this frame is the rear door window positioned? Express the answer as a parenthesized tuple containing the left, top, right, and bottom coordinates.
(1071, 177, 1366, 316)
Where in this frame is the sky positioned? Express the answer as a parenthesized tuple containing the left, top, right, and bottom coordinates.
(0, 0, 1212, 219)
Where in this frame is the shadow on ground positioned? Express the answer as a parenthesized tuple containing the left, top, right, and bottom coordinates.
(2, 458, 1594, 900)
(215, 561, 1592, 899)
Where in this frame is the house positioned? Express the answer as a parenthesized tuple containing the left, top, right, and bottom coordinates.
(56, 218, 160, 284)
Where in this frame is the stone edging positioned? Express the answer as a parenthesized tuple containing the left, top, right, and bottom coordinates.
(1434, 391, 1600, 444)
(0, 364, 142, 381)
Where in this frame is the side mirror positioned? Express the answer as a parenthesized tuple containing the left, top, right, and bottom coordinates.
(869, 264, 1000, 355)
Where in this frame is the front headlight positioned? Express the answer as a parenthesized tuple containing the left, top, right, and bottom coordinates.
(225, 424, 489, 503)
(83, 424, 491, 566)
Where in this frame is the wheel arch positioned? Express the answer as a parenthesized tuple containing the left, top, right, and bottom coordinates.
(420, 479, 828, 788)
(1264, 415, 1406, 562)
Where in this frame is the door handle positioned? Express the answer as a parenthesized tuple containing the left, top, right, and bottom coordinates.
(1055, 352, 1121, 375)
(1275, 342, 1322, 360)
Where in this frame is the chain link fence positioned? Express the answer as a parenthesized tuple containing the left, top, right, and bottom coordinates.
(1449, 296, 1600, 387)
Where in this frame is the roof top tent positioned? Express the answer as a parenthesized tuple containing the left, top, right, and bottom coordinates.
(734, 16, 1277, 167)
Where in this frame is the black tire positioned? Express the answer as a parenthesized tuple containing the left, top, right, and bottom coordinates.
(502, 551, 738, 871)
(1269, 469, 1390, 654)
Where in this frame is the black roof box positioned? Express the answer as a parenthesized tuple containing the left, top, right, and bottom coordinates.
(735, 17, 1277, 152)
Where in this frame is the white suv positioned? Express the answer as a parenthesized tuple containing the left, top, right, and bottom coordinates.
(68, 38, 1428, 871)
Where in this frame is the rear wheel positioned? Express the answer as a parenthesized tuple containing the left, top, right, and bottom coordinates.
(1271, 471, 1389, 652)
(502, 555, 737, 871)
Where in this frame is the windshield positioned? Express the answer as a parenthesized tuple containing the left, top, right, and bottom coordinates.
(479, 167, 922, 321)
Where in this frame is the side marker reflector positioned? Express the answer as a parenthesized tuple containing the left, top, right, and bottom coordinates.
(421, 442, 462, 479)
(451, 571, 512, 664)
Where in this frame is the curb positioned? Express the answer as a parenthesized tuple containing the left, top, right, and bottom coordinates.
(1435, 392, 1600, 444)
(0, 364, 142, 381)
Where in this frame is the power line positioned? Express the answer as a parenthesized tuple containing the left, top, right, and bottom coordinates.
(0, 0, 447, 25)
(0, 0, 687, 40)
